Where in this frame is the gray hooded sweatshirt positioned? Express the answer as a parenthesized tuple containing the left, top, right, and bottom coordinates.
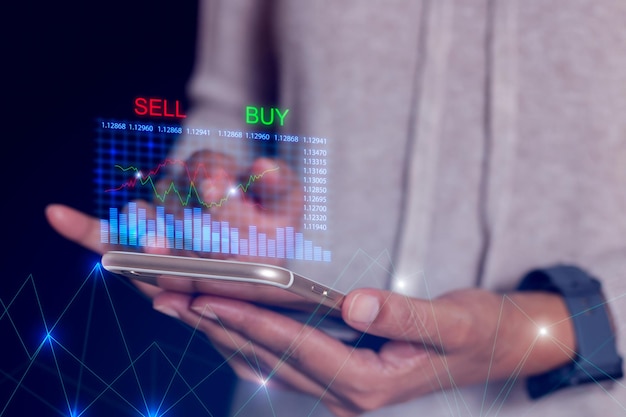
(171, 0, 626, 415)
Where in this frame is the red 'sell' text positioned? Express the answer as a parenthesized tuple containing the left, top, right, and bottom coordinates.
(134, 97, 186, 118)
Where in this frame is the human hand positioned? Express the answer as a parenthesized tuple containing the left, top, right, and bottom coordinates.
(45, 201, 166, 298)
(181, 150, 304, 264)
(152, 287, 575, 416)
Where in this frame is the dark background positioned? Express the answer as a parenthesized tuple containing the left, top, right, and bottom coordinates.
(3, 1, 236, 416)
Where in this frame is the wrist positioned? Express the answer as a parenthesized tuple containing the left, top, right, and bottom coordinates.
(516, 265, 623, 399)
(502, 291, 576, 376)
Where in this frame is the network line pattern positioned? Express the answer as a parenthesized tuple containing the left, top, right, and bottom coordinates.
(95, 119, 332, 262)
(3, 251, 625, 416)
(1, 265, 236, 417)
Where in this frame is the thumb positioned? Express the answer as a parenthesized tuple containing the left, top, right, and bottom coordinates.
(45, 204, 108, 255)
(342, 289, 465, 349)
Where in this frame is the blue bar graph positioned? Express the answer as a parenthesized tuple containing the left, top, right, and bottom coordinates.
(101, 205, 331, 262)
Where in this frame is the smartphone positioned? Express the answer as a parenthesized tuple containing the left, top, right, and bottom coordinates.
(101, 251, 389, 347)
(101, 251, 345, 312)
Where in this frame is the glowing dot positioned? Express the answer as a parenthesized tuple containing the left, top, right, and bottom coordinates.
(259, 378, 268, 386)
(395, 281, 406, 289)
(229, 187, 238, 195)
(538, 327, 548, 336)
(135, 171, 142, 179)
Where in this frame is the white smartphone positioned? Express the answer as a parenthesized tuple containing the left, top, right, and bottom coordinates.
(101, 251, 390, 346)
(101, 251, 345, 312)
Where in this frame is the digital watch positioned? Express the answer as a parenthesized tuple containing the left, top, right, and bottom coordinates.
(517, 265, 623, 399)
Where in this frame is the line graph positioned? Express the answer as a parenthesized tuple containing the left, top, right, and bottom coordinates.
(105, 159, 280, 209)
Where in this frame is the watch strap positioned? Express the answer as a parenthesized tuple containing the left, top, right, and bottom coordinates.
(518, 265, 623, 399)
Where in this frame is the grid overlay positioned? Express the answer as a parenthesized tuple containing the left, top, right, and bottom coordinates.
(95, 119, 332, 262)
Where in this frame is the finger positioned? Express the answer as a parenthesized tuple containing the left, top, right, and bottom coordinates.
(199, 167, 236, 211)
(45, 204, 109, 255)
(194, 320, 331, 397)
(189, 150, 239, 210)
(152, 292, 335, 397)
(132, 280, 163, 299)
(205, 157, 300, 221)
(197, 158, 302, 264)
(342, 289, 469, 350)
(247, 157, 303, 213)
(188, 296, 441, 416)
(209, 332, 345, 407)
(187, 295, 369, 386)
(247, 158, 292, 200)
(157, 151, 238, 259)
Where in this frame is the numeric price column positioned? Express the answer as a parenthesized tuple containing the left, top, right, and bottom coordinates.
(301, 137, 329, 232)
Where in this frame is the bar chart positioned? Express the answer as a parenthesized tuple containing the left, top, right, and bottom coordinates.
(101, 203, 331, 262)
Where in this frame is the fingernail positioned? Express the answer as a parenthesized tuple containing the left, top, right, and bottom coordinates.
(348, 294, 380, 324)
(191, 304, 219, 320)
(154, 304, 180, 319)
